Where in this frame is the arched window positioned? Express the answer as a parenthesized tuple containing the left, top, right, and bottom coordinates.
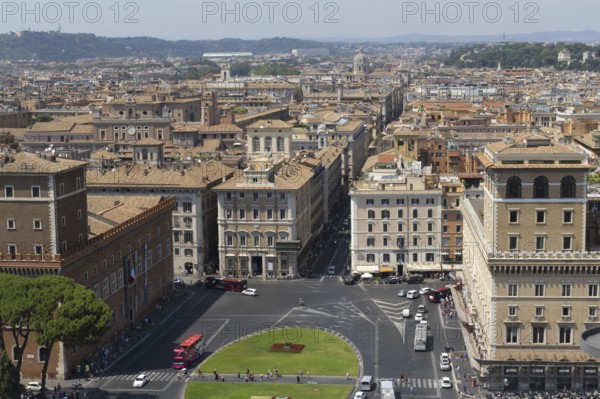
(265, 137, 272, 152)
(533, 176, 549, 198)
(506, 176, 522, 198)
(381, 210, 390, 219)
(560, 176, 576, 198)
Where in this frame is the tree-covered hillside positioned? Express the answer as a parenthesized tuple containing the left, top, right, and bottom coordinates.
(445, 42, 600, 70)
(0, 31, 327, 61)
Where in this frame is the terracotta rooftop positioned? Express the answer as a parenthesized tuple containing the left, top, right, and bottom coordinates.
(0, 152, 87, 174)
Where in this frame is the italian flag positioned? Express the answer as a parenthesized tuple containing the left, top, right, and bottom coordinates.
(128, 257, 136, 285)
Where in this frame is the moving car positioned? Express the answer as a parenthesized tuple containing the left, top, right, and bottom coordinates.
(328, 265, 336, 275)
(406, 290, 420, 299)
(418, 304, 427, 313)
(26, 382, 42, 391)
(133, 374, 148, 388)
(414, 312, 424, 322)
(441, 376, 452, 388)
(384, 276, 401, 284)
(354, 391, 368, 399)
(419, 287, 434, 295)
(397, 289, 406, 297)
(440, 353, 452, 370)
(242, 288, 258, 296)
(402, 308, 411, 318)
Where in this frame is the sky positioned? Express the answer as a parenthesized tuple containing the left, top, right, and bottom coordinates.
(0, 0, 598, 40)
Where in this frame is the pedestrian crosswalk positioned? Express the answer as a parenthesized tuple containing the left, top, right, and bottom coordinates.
(402, 377, 440, 389)
(96, 370, 180, 383)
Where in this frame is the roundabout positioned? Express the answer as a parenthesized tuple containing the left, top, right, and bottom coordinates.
(185, 327, 360, 399)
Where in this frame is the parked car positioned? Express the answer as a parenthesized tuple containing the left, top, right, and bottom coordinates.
(133, 374, 148, 388)
(406, 274, 424, 284)
(441, 376, 452, 388)
(397, 289, 406, 297)
(26, 382, 42, 391)
(328, 265, 336, 275)
(385, 276, 401, 284)
(242, 288, 258, 296)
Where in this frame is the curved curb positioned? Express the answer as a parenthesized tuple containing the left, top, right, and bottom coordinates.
(194, 325, 364, 397)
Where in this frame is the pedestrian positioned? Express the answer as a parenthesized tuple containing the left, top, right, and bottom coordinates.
(300, 369, 303, 377)
(260, 373, 263, 381)
(198, 369, 203, 378)
(411, 386, 414, 395)
(346, 372, 350, 380)
(245, 375, 249, 383)
(221, 376, 225, 382)
(297, 375, 300, 383)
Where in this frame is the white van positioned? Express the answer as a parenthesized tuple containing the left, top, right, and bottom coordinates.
(360, 375, 375, 391)
(402, 308, 411, 318)
(407, 290, 420, 299)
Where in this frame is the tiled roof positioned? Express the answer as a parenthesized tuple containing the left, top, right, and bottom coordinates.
(246, 119, 293, 129)
(0, 152, 87, 173)
(86, 162, 233, 189)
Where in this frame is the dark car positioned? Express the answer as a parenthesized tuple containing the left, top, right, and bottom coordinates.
(343, 277, 356, 285)
(406, 274, 424, 284)
(384, 276, 401, 284)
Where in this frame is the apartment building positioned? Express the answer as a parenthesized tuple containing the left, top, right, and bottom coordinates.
(349, 154, 443, 276)
(0, 152, 175, 379)
(459, 134, 600, 392)
(214, 158, 324, 279)
(86, 142, 233, 277)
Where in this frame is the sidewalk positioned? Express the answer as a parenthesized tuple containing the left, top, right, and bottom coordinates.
(44, 286, 198, 392)
(189, 372, 357, 386)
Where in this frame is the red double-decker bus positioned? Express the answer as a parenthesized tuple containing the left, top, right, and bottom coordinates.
(172, 334, 204, 369)
(429, 286, 452, 303)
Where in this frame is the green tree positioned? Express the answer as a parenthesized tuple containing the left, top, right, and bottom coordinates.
(0, 274, 36, 374)
(0, 350, 21, 398)
(31, 275, 111, 391)
(231, 62, 251, 77)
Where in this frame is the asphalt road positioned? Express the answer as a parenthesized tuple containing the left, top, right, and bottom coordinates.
(81, 276, 463, 399)
(80, 214, 462, 399)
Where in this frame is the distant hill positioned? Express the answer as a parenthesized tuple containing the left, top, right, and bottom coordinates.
(0, 31, 326, 62)
(444, 42, 600, 70)
(317, 30, 600, 43)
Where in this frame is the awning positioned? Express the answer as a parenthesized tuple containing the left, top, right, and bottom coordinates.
(379, 266, 394, 273)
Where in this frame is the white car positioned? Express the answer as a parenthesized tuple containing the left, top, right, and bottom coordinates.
(406, 290, 420, 299)
(419, 287, 434, 295)
(26, 382, 42, 391)
(133, 373, 148, 388)
(414, 312, 424, 322)
(402, 308, 411, 318)
(441, 376, 452, 388)
(242, 288, 258, 296)
(440, 352, 451, 370)
(353, 391, 368, 399)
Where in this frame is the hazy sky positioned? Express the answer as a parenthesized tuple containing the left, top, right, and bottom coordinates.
(0, 0, 598, 40)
